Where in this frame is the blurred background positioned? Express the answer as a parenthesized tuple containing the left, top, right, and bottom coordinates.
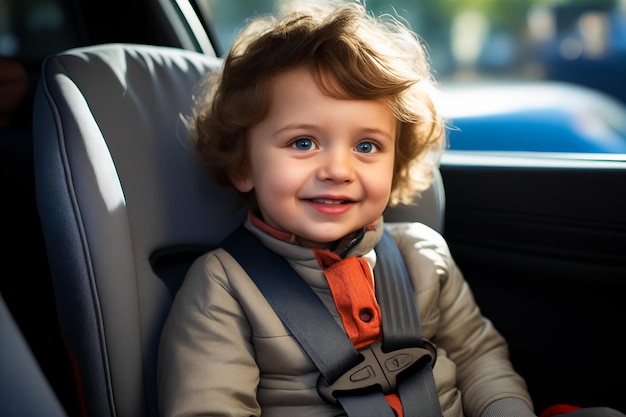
(197, 0, 626, 106)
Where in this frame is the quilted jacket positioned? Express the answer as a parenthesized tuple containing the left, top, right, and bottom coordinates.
(158, 216, 534, 417)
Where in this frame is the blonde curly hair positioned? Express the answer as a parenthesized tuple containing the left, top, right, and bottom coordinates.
(188, 0, 446, 207)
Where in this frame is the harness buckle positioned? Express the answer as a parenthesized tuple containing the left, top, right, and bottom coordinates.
(317, 340, 437, 404)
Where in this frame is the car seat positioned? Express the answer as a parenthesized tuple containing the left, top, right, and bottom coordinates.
(32, 43, 445, 417)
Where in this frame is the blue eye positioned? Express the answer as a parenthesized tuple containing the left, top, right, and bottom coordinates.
(356, 141, 376, 153)
(292, 137, 315, 150)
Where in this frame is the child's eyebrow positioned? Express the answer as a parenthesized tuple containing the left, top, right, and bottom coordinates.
(273, 123, 318, 135)
(359, 127, 395, 140)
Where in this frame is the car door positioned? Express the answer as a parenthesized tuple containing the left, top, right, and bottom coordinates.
(440, 151, 626, 412)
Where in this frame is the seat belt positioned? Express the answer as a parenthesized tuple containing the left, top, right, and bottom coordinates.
(221, 225, 442, 417)
(373, 229, 442, 417)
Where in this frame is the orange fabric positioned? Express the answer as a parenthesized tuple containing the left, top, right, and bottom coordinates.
(315, 250, 381, 348)
(314, 249, 404, 417)
(386, 394, 404, 417)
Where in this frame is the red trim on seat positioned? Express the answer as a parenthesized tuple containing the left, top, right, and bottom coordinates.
(540, 404, 583, 417)
(62, 337, 88, 417)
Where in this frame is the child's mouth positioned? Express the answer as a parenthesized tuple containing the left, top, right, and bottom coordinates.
(310, 198, 350, 205)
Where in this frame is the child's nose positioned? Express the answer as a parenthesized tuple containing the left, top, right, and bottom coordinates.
(316, 148, 355, 182)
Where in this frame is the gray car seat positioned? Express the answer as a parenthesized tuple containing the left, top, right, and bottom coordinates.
(32, 43, 445, 417)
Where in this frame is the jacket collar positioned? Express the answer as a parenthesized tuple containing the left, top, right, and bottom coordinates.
(244, 210, 384, 261)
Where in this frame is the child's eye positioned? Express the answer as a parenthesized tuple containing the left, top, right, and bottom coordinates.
(291, 137, 316, 151)
(355, 141, 378, 154)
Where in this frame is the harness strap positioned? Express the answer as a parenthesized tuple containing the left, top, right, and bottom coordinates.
(222, 225, 442, 417)
(375, 230, 442, 417)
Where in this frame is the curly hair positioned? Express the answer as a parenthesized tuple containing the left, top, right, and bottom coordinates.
(187, 0, 446, 207)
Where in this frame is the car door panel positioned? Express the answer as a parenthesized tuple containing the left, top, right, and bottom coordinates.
(440, 153, 626, 412)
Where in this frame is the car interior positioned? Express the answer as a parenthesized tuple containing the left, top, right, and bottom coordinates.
(1, 0, 625, 417)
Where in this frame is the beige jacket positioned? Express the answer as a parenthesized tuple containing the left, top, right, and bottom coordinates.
(158, 218, 533, 417)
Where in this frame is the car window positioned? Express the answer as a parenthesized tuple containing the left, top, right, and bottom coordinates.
(195, 0, 626, 155)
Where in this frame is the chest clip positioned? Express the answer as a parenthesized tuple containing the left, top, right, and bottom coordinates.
(317, 339, 437, 404)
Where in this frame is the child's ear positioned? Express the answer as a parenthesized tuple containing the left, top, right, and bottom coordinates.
(230, 172, 254, 193)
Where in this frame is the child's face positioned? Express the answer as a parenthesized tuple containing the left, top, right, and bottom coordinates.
(232, 67, 396, 249)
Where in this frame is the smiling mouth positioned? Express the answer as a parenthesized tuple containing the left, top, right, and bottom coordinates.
(310, 198, 352, 205)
